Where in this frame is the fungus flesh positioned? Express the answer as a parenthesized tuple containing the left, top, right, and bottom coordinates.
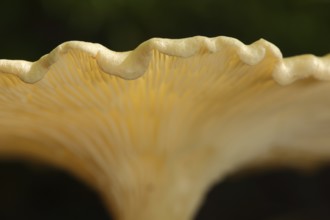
(0, 36, 330, 220)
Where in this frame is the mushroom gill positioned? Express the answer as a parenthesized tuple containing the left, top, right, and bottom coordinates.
(0, 36, 330, 220)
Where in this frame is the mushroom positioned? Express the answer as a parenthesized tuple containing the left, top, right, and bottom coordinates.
(0, 36, 330, 220)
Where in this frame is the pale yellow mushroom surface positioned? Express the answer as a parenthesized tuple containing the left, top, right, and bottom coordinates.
(0, 36, 330, 220)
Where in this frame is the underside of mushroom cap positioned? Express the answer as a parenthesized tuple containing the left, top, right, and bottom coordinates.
(0, 36, 330, 220)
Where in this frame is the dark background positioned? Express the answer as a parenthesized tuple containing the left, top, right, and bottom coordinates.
(1, 0, 330, 219)
(1, 0, 330, 59)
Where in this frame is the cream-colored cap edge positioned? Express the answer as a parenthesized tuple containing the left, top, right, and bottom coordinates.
(0, 36, 329, 85)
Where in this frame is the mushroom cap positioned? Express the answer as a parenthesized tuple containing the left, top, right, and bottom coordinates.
(0, 36, 330, 220)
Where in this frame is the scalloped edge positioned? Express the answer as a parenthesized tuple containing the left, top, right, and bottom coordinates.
(273, 53, 330, 85)
(0, 36, 329, 85)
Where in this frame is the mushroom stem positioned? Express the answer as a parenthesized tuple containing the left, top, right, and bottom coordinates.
(99, 168, 206, 220)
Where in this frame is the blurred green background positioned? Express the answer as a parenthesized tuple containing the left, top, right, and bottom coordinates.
(0, 0, 330, 220)
(0, 0, 329, 60)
